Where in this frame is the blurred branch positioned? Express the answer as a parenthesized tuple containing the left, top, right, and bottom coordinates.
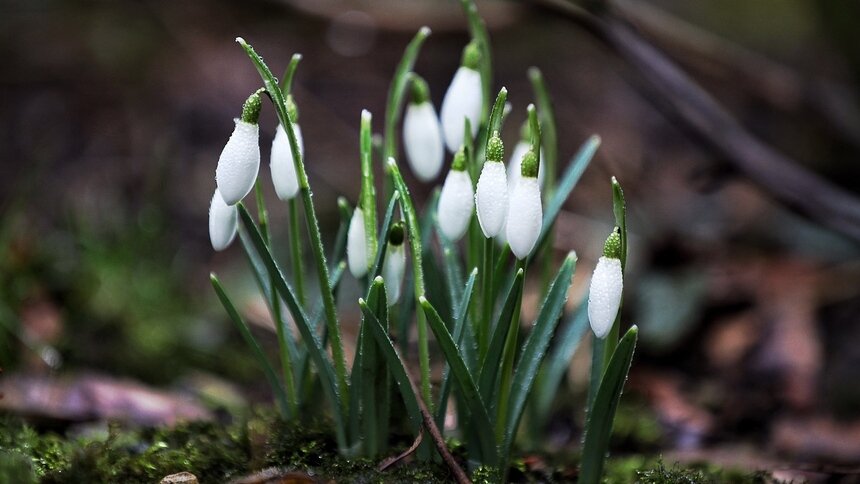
(614, 0, 860, 150)
(529, 0, 860, 242)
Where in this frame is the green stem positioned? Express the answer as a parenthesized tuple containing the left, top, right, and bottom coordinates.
(382, 27, 431, 164)
(480, 235, 494, 359)
(288, 198, 305, 306)
(495, 258, 526, 441)
(237, 38, 349, 412)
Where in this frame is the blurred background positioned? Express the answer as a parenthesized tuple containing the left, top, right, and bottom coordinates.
(2, 0, 860, 476)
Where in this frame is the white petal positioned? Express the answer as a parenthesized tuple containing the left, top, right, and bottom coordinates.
(403, 102, 444, 182)
(507, 141, 546, 190)
(506, 177, 542, 259)
(440, 67, 482, 153)
(438, 170, 474, 241)
(587, 257, 623, 338)
(475, 160, 508, 237)
(383, 244, 406, 305)
(270, 124, 303, 200)
(216, 120, 260, 205)
(347, 207, 368, 278)
(209, 189, 238, 251)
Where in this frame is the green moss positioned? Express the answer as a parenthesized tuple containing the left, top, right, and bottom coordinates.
(604, 457, 770, 484)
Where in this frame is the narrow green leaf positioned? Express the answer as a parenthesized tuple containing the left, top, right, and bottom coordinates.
(421, 297, 499, 466)
(460, 0, 492, 125)
(383, 27, 431, 162)
(533, 301, 589, 423)
(501, 252, 577, 461)
(330, 197, 352, 270)
(360, 110, 378, 270)
(579, 326, 639, 484)
(360, 280, 422, 435)
(210, 274, 291, 419)
(279, 53, 302, 94)
(527, 103, 541, 167)
(368, 191, 400, 284)
(478, 269, 524, 410)
(486, 88, 508, 144)
(237, 204, 347, 451)
(529, 136, 601, 263)
(435, 268, 478, 427)
(527, 67, 558, 194)
(612, 177, 627, 271)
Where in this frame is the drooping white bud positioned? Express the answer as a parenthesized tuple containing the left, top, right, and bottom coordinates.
(475, 134, 508, 238)
(216, 119, 261, 205)
(382, 223, 407, 305)
(403, 77, 444, 181)
(347, 207, 369, 278)
(506, 177, 542, 259)
(440, 42, 483, 153)
(588, 230, 624, 338)
(437, 167, 474, 241)
(270, 123, 303, 200)
(209, 189, 238, 251)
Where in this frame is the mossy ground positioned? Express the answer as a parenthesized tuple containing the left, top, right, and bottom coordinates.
(0, 409, 770, 483)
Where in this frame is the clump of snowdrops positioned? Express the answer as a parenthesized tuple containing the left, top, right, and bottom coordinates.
(208, 2, 638, 482)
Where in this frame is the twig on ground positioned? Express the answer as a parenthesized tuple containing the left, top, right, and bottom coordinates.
(377, 429, 424, 471)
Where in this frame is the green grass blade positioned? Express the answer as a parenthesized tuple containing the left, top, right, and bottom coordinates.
(360, 279, 423, 435)
(603, 178, 628, 369)
(460, 0, 492, 125)
(486, 88, 508, 141)
(237, 204, 347, 451)
(368, 191, 400, 284)
(527, 67, 558, 195)
(435, 268, 478, 427)
(478, 269, 524, 411)
(383, 27, 431, 162)
(237, 38, 348, 404)
(529, 136, 601, 263)
(279, 53, 302, 93)
(210, 274, 291, 419)
(579, 325, 639, 484)
(501, 252, 577, 461)
(330, 197, 352, 270)
(533, 301, 589, 424)
(360, 110, 378, 271)
(420, 297, 499, 466)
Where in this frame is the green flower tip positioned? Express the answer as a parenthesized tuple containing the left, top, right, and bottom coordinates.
(452, 147, 467, 171)
(241, 90, 262, 124)
(286, 94, 299, 122)
(462, 40, 481, 70)
(389, 222, 406, 246)
(487, 131, 504, 163)
(520, 150, 538, 178)
(603, 227, 622, 259)
(410, 75, 431, 105)
(418, 295, 428, 305)
(374, 275, 384, 284)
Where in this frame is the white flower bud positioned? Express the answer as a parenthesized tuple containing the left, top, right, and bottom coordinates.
(440, 66, 482, 153)
(270, 123, 303, 200)
(438, 169, 474, 241)
(383, 241, 406, 305)
(215, 119, 260, 205)
(209, 189, 238, 251)
(506, 177, 542, 259)
(347, 207, 369, 278)
(403, 102, 444, 181)
(588, 256, 623, 339)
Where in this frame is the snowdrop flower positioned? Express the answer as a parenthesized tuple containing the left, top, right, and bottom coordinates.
(475, 132, 508, 238)
(216, 91, 262, 205)
(382, 222, 407, 305)
(588, 228, 624, 339)
(209, 188, 238, 251)
(437, 148, 474, 241)
(507, 122, 546, 190)
(270, 95, 304, 200)
(347, 205, 369, 278)
(403, 76, 444, 182)
(506, 150, 542, 259)
(440, 41, 482, 153)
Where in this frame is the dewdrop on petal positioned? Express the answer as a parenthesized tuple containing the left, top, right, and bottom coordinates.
(506, 150, 542, 259)
(588, 228, 624, 339)
(209, 189, 238, 251)
(216, 91, 262, 205)
(403, 76, 444, 182)
(437, 147, 474, 241)
(347, 206, 369, 278)
(382, 222, 407, 305)
(440, 41, 482, 152)
(475, 132, 508, 238)
(270, 95, 304, 200)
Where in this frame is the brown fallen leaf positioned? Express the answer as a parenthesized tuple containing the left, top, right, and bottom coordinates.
(230, 467, 328, 484)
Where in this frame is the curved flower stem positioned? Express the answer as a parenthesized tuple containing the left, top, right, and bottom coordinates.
(237, 38, 349, 412)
